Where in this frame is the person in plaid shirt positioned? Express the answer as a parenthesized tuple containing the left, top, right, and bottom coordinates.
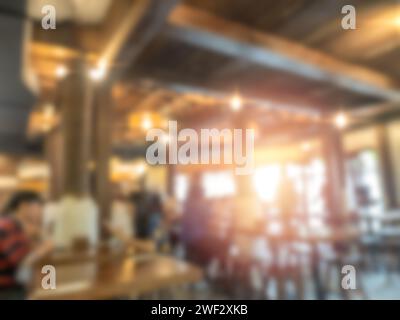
(0, 191, 53, 299)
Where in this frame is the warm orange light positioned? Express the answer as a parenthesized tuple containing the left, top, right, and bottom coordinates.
(28, 104, 58, 135)
(128, 112, 166, 131)
(141, 116, 153, 130)
(110, 158, 147, 181)
(89, 59, 107, 81)
(301, 142, 311, 152)
(334, 112, 348, 129)
(161, 133, 170, 144)
(230, 94, 242, 111)
(55, 65, 68, 79)
(136, 163, 146, 175)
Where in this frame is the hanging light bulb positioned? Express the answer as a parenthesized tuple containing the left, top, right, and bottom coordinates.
(136, 163, 146, 175)
(141, 115, 153, 130)
(89, 59, 107, 81)
(55, 65, 68, 79)
(334, 112, 348, 129)
(394, 16, 400, 27)
(230, 94, 242, 111)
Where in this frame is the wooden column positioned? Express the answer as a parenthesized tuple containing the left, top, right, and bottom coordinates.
(376, 124, 397, 209)
(232, 114, 256, 197)
(232, 113, 260, 231)
(166, 163, 176, 197)
(92, 82, 113, 230)
(322, 127, 346, 220)
(59, 59, 94, 197)
(45, 128, 64, 201)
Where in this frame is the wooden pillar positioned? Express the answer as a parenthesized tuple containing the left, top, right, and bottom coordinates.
(376, 124, 397, 209)
(232, 113, 260, 232)
(167, 163, 176, 197)
(52, 58, 99, 248)
(232, 113, 256, 196)
(59, 59, 94, 197)
(93, 81, 113, 229)
(322, 127, 347, 221)
(45, 128, 64, 201)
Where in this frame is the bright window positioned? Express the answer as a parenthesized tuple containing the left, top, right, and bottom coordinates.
(253, 164, 281, 202)
(175, 174, 189, 202)
(202, 171, 236, 198)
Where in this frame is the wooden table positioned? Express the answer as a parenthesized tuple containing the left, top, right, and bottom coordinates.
(38, 239, 156, 265)
(29, 255, 202, 299)
(39, 246, 128, 265)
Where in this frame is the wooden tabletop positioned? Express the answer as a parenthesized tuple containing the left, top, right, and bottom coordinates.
(29, 254, 203, 300)
(38, 239, 157, 265)
(38, 246, 127, 266)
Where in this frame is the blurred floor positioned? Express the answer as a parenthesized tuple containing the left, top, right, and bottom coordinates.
(150, 271, 400, 300)
(363, 272, 400, 300)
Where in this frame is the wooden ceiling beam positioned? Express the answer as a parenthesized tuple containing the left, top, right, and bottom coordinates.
(110, 0, 180, 80)
(165, 4, 400, 101)
(29, 0, 179, 89)
(135, 71, 321, 117)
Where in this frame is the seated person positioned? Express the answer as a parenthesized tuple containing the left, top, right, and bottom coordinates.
(0, 191, 53, 299)
(110, 193, 134, 243)
(104, 193, 155, 253)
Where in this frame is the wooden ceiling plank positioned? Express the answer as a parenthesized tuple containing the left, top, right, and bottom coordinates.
(165, 4, 400, 101)
(166, 82, 320, 117)
(110, 0, 180, 80)
(131, 66, 322, 116)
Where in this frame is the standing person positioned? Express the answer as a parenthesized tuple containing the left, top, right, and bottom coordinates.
(104, 189, 156, 254)
(163, 196, 180, 253)
(181, 173, 210, 266)
(132, 191, 164, 241)
(147, 194, 163, 240)
(131, 191, 148, 239)
(0, 191, 53, 299)
(107, 189, 134, 245)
